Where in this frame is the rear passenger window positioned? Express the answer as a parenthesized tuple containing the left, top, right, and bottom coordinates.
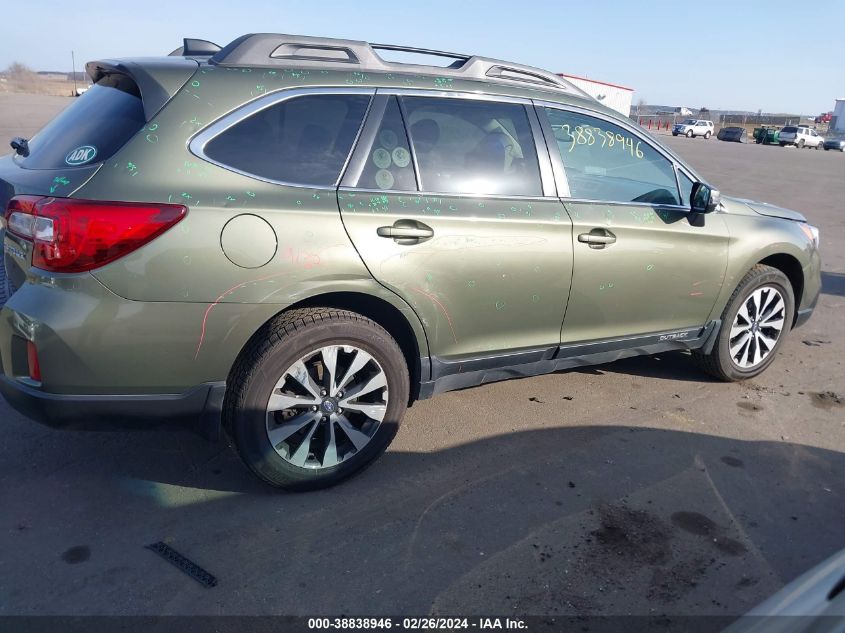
(204, 94, 371, 186)
(20, 74, 146, 170)
(351, 97, 416, 191)
(543, 108, 680, 206)
(402, 97, 542, 196)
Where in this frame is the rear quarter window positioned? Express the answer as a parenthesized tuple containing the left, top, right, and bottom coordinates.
(20, 74, 145, 170)
(202, 94, 372, 187)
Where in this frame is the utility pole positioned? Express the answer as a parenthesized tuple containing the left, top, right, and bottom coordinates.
(71, 50, 77, 96)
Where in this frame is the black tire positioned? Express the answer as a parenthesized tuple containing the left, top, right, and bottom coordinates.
(779, 142, 786, 147)
(672, 132, 678, 137)
(693, 265, 795, 382)
(825, 147, 830, 151)
(224, 307, 409, 491)
(704, 131, 711, 139)
(815, 143, 821, 150)
(798, 139, 805, 149)
(686, 130, 693, 138)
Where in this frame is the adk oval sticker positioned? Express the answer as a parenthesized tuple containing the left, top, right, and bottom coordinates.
(65, 145, 98, 166)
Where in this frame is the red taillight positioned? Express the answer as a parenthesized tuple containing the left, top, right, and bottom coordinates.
(4, 196, 187, 273)
(26, 341, 41, 382)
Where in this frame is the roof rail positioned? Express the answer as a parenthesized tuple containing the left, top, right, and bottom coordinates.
(208, 33, 591, 99)
(169, 38, 221, 58)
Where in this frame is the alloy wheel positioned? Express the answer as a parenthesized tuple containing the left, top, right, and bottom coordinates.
(265, 345, 388, 469)
(729, 286, 786, 369)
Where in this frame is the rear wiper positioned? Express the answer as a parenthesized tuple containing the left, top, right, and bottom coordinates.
(10, 137, 29, 157)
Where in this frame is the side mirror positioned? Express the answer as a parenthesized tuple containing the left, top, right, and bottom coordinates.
(690, 182, 720, 213)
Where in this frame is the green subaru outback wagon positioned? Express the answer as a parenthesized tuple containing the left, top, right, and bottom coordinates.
(0, 34, 821, 489)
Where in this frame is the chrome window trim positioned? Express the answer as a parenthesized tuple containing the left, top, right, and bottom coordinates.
(339, 186, 554, 203)
(559, 198, 690, 212)
(376, 87, 533, 105)
(188, 86, 376, 189)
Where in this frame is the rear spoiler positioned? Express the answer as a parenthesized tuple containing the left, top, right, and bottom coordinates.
(86, 57, 199, 121)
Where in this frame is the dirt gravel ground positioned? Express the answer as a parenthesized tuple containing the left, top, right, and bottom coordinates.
(0, 96, 843, 619)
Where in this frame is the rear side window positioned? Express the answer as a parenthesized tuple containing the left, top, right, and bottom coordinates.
(204, 94, 371, 186)
(351, 97, 416, 191)
(20, 74, 145, 170)
(402, 97, 542, 196)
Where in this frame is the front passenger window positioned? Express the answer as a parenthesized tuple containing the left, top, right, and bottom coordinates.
(543, 107, 681, 206)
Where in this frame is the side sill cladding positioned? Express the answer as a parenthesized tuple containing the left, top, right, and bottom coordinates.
(417, 322, 720, 399)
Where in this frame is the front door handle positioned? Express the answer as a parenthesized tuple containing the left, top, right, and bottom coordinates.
(578, 228, 617, 249)
(377, 220, 434, 244)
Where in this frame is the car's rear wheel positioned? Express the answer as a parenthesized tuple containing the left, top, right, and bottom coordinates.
(779, 142, 785, 147)
(224, 307, 409, 490)
(798, 139, 805, 149)
(693, 265, 794, 381)
(704, 131, 711, 139)
(686, 130, 693, 138)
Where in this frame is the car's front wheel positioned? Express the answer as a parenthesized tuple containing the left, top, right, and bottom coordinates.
(224, 308, 409, 490)
(693, 265, 794, 381)
(686, 130, 694, 138)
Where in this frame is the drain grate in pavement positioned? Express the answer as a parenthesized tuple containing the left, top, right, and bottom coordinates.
(144, 541, 218, 588)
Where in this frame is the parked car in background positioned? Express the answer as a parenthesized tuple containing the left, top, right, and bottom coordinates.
(753, 126, 780, 145)
(717, 126, 747, 143)
(672, 119, 714, 138)
(823, 136, 845, 152)
(779, 126, 824, 149)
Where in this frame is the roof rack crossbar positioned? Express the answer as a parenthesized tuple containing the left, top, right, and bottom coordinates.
(369, 43, 471, 62)
(209, 34, 592, 99)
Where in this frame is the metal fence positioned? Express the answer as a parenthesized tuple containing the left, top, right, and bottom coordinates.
(719, 114, 801, 126)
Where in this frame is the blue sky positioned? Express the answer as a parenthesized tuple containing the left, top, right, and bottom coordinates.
(3, 0, 843, 114)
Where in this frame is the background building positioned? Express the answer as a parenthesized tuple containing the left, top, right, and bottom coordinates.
(831, 98, 845, 133)
(557, 73, 634, 117)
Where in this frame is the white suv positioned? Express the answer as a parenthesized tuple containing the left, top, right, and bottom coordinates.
(779, 126, 824, 149)
(672, 119, 714, 138)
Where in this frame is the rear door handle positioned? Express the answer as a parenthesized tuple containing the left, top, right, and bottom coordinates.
(377, 220, 434, 244)
(578, 228, 617, 249)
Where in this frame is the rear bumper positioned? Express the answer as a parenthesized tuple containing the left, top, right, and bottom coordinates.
(0, 374, 225, 439)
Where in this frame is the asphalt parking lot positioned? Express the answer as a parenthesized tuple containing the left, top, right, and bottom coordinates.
(0, 94, 843, 619)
